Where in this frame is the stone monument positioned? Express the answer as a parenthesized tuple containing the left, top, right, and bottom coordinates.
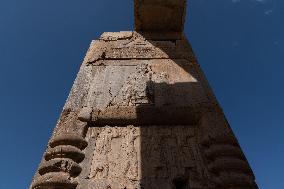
(30, 1, 258, 189)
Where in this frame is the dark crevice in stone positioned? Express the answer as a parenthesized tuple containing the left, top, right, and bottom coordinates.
(173, 177, 189, 189)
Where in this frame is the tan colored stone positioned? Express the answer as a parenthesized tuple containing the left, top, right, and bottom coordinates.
(30, 1, 258, 189)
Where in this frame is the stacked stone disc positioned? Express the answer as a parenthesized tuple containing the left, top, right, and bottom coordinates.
(32, 132, 88, 189)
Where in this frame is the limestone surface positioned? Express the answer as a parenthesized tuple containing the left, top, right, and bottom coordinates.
(30, 1, 258, 188)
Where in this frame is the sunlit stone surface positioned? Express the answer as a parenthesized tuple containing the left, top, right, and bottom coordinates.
(30, 1, 258, 189)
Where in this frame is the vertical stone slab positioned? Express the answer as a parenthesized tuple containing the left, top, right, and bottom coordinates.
(135, 0, 187, 32)
(30, 0, 258, 188)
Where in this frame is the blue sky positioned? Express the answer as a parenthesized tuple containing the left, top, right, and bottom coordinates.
(0, 0, 283, 188)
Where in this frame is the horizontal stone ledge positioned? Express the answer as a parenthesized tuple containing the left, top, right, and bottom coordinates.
(99, 31, 133, 41)
(38, 158, 82, 177)
(91, 105, 204, 126)
(49, 134, 88, 150)
(31, 172, 78, 189)
(91, 59, 195, 67)
(136, 31, 183, 40)
(85, 35, 196, 62)
(98, 31, 183, 41)
(104, 47, 194, 60)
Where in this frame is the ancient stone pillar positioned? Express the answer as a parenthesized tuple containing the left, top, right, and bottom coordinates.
(30, 1, 258, 189)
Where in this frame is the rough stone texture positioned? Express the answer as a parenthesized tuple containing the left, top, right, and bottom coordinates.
(30, 1, 258, 188)
(85, 125, 204, 189)
(135, 0, 187, 32)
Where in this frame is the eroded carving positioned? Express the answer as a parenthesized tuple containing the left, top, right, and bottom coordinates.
(30, 2, 258, 187)
(86, 125, 210, 189)
(198, 112, 258, 188)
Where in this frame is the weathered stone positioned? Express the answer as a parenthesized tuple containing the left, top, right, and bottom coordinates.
(91, 105, 199, 125)
(49, 134, 88, 150)
(87, 125, 198, 189)
(38, 158, 82, 177)
(30, 1, 258, 189)
(44, 145, 85, 163)
(208, 157, 251, 173)
(204, 144, 245, 160)
(78, 107, 93, 122)
(100, 31, 133, 41)
(31, 172, 78, 189)
(134, 0, 187, 33)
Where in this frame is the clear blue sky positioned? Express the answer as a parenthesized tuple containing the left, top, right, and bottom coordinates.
(0, 0, 283, 188)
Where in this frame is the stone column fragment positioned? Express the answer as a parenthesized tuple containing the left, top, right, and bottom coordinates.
(30, 1, 258, 189)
